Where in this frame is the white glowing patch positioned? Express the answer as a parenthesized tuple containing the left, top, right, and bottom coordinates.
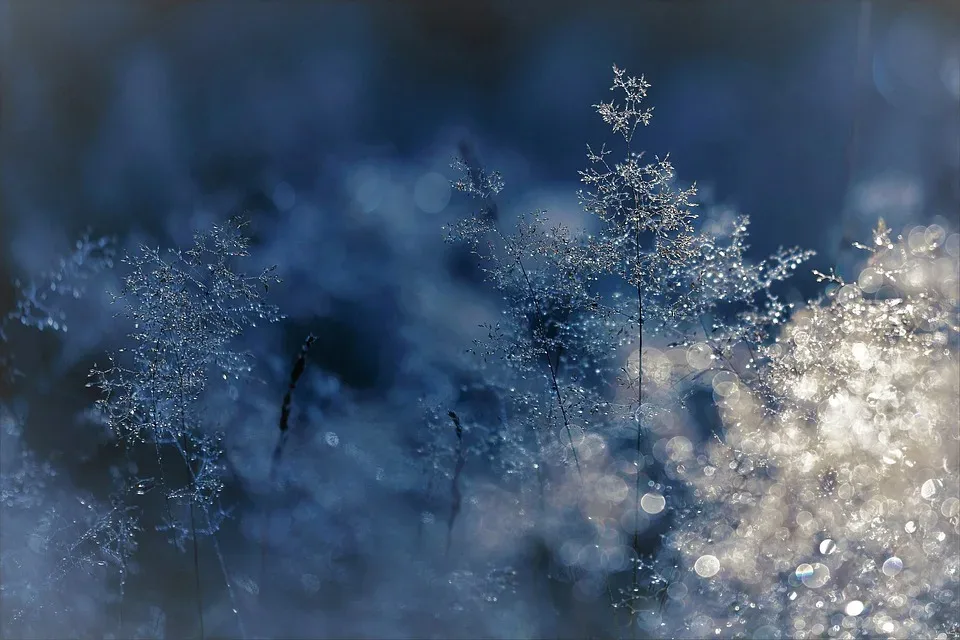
(694, 554, 720, 578)
(640, 492, 665, 515)
(794, 373, 819, 400)
(844, 600, 864, 616)
(850, 342, 874, 370)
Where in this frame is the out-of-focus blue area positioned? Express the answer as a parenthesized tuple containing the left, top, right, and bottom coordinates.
(2, 1, 957, 271)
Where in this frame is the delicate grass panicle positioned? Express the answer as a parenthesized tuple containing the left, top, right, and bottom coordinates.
(446, 66, 814, 633)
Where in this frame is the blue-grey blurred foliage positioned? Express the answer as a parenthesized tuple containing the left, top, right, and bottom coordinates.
(1, 1, 957, 638)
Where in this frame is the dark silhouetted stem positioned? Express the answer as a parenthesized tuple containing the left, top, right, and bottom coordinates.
(445, 411, 466, 556)
(261, 333, 316, 588)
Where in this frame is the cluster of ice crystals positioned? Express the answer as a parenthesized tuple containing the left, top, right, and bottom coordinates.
(664, 221, 960, 638)
(93, 217, 280, 544)
(447, 67, 814, 635)
(4, 235, 115, 336)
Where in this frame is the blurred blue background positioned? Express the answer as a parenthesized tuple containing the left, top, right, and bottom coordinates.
(2, 1, 957, 269)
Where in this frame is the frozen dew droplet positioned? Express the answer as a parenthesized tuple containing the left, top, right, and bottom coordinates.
(640, 492, 666, 515)
(905, 520, 917, 533)
(819, 539, 836, 555)
(135, 478, 155, 495)
(920, 478, 939, 500)
(694, 554, 720, 578)
(882, 556, 903, 577)
(324, 432, 339, 447)
(845, 600, 865, 616)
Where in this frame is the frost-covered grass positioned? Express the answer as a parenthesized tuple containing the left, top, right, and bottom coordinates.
(1, 66, 957, 640)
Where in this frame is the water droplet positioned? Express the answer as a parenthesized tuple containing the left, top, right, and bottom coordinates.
(694, 554, 720, 578)
(905, 521, 917, 533)
(882, 556, 903, 577)
(640, 492, 665, 515)
(845, 600, 864, 616)
(819, 539, 836, 555)
(796, 562, 830, 588)
(836, 283, 862, 306)
(135, 483, 152, 496)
